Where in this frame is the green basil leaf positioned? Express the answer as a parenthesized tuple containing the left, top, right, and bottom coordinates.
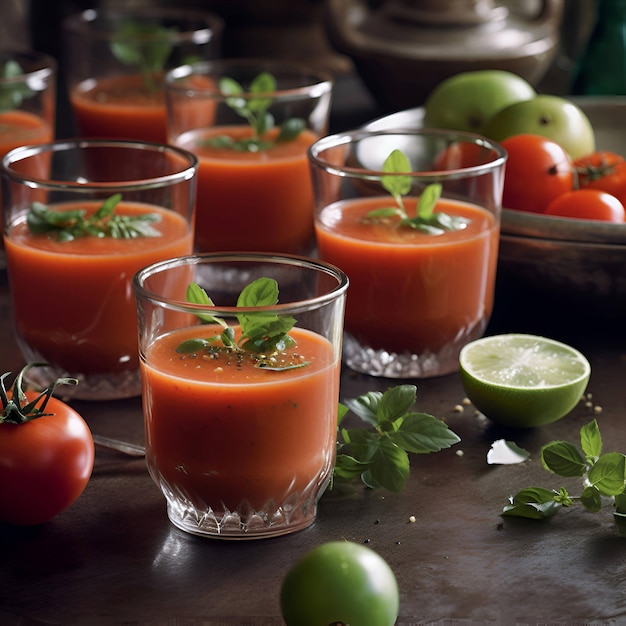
(580, 418, 602, 461)
(391, 412, 460, 453)
(580, 485, 602, 512)
(541, 441, 587, 477)
(587, 452, 626, 496)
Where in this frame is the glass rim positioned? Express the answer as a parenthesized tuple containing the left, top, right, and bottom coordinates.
(62, 7, 224, 45)
(307, 127, 508, 180)
(165, 58, 334, 100)
(132, 252, 349, 316)
(1, 139, 199, 192)
(0, 50, 57, 83)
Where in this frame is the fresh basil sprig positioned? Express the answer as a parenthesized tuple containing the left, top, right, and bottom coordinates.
(177, 278, 307, 371)
(503, 419, 626, 536)
(27, 194, 162, 242)
(198, 72, 305, 153)
(0, 61, 35, 113)
(333, 384, 461, 492)
(364, 149, 470, 235)
(110, 20, 176, 91)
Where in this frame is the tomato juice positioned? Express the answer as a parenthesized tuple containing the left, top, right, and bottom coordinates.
(141, 324, 339, 529)
(4, 202, 193, 377)
(175, 126, 318, 254)
(0, 110, 53, 220)
(71, 75, 168, 144)
(315, 197, 499, 356)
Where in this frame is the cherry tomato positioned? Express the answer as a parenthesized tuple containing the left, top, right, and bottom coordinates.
(574, 150, 626, 206)
(280, 541, 399, 626)
(500, 134, 573, 213)
(0, 369, 95, 526)
(544, 188, 625, 223)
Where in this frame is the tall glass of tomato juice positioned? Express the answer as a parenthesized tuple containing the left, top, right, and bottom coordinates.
(0, 50, 56, 267)
(1, 139, 198, 400)
(165, 59, 333, 256)
(309, 128, 507, 378)
(133, 253, 348, 539)
(62, 7, 223, 144)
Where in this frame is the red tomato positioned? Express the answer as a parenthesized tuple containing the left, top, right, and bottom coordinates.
(544, 189, 625, 223)
(574, 150, 626, 205)
(500, 134, 574, 213)
(0, 376, 95, 526)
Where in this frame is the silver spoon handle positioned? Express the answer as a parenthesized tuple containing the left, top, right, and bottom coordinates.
(93, 435, 146, 457)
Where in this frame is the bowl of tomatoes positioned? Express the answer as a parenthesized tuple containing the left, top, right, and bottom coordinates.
(364, 97, 626, 309)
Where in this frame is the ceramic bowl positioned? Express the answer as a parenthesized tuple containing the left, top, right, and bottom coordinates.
(364, 97, 626, 309)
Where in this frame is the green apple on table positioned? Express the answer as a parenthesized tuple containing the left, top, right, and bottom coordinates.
(483, 94, 595, 159)
(423, 69, 536, 134)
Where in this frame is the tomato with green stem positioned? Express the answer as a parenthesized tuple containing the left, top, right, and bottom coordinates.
(574, 150, 626, 205)
(0, 363, 95, 526)
(280, 541, 400, 626)
(500, 134, 574, 213)
(544, 188, 625, 222)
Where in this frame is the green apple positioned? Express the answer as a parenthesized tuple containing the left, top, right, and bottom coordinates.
(423, 70, 536, 134)
(483, 95, 595, 159)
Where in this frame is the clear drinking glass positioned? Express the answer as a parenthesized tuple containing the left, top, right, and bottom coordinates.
(309, 128, 507, 378)
(0, 49, 56, 267)
(1, 139, 198, 400)
(62, 7, 223, 143)
(133, 253, 348, 539)
(165, 59, 333, 255)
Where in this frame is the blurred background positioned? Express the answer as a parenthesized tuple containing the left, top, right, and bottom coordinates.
(0, 0, 599, 133)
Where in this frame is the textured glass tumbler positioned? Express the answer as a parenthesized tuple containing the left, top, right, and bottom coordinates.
(1, 139, 198, 399)
(62, 7, 223, 143)
(309, 128, 507, 378)
(165, 59, 333, 255)
(0, 49, 56, 267)
(133, 253, 348, 539)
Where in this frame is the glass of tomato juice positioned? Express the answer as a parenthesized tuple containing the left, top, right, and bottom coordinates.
(62, 7, 223, 144)
(0, 50, 56, 268)
(309, 128, 507, 378)
(164, 59, 333, 256)
(1, 139, 198, 400)
(133, 253, 348, 539)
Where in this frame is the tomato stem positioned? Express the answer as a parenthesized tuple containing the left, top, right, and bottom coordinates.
(0, 363, 78, 425)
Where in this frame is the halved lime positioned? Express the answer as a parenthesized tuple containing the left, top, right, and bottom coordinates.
(459, 334, 591, 428)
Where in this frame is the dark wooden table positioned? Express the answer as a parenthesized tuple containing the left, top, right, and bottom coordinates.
(2, 72, 626, 625)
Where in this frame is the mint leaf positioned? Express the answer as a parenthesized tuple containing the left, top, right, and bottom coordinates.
(390, 412, 461, 454)
(0, 60, 35, 112)
(580, 418, 602, 461)
(587, 452, 626, 496)
(333, 385, 460, 492)
(541, 441, 587, 477)
(502, 487, 562, 520)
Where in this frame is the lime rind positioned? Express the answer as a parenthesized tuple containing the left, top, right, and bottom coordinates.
(458, 334, 591, 428)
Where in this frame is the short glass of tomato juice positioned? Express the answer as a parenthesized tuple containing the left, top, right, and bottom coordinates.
(0, 50, 57, 268)
(132, 253, 348, 539)
(309, 128, 507, 378)
(1, 139, 198, 400)
(62, 7, 223, 144)
(165, 59, 333, 256)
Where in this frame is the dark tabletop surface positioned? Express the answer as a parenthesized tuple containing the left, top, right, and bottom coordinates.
(2, 64, 626, 625)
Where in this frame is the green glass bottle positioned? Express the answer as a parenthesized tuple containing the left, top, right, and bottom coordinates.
(572, 0, 626, 95)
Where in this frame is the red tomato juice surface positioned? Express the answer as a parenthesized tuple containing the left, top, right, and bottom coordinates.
(316, 197, 499, 355)
(176, 126, 317, 254)
(70, 75, 168, 144)
(142, 325, 339, 512)
(4, 202, 192, 375)
(0, 109, 53, 219)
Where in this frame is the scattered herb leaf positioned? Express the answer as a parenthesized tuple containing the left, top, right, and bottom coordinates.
(0, 60, 35, 113)
(198, 71, 305, 153)
(502, 419, 626, 535)
(332, 384, 461, 492)
(26, 194, 162, 242)
(176, 278, 306, 371)
(110, 20, 176, 91)
(364, 149, 471, 235)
